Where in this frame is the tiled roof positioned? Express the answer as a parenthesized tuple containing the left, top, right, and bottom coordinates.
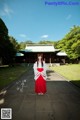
(57, 51, 67, 56)
(25, 45, 58, 52)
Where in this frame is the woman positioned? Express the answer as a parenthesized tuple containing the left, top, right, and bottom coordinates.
(33, 53, 47, 95)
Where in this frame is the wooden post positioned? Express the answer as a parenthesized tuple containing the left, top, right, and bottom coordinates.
(0, 57, 2, 65)
(49, 54, 52, 66)
(50, 58, 51, 63)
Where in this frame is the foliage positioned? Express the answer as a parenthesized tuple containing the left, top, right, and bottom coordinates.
(38, 40, 54, 45)
(0, 18, 16, 65)
(55, 26, 80, 59)
(0, 18, 8, 35)
(9, 36, 20, 51)
(19, 40, 34, 50)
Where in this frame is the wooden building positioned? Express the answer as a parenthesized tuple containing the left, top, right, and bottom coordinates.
(16, 45, 68, 64)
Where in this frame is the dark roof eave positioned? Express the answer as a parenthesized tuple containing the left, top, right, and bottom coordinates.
(19, 50, 59, 53)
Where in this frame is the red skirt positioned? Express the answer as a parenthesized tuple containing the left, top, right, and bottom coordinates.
(35, 68, 47, 94)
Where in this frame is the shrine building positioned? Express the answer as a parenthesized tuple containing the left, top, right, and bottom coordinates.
(16, 44, 68, 64)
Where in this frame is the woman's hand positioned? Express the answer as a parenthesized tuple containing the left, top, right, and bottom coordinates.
(41, 71, 46, 77)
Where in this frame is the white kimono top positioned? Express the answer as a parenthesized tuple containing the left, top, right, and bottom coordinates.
(33, 61, 47, 80)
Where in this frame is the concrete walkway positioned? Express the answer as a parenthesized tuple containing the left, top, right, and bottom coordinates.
(0, 66, 80, 120)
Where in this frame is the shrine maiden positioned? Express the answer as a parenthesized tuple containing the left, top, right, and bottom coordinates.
(33, 54, 47, 95)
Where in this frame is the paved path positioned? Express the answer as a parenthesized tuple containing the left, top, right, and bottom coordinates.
(0, 66, 80, 120)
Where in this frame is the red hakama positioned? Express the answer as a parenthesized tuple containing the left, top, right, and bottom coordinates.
(35, 68, 46, 94)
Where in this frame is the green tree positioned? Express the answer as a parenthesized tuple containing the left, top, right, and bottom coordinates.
(0, 18, 16, 65)
(19, 42, 26, 50)
(9, 36, 20, 51)
(38, 40, 54, 45)
(19, 40, 34, 50)
(55, 26, 80, 60)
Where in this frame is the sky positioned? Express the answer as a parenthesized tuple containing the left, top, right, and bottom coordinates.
(0, 0, 80, 43)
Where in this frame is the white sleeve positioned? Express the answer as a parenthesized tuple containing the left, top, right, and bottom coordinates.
(33, 62, 40, 80)
(33, 62, 37, 74)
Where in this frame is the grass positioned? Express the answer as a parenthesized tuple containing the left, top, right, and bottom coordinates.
(50, 64, 80, 87)
(0, 64, 28, 90)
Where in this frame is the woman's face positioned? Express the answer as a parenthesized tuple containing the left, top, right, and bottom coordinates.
(38, 55, 42, 60)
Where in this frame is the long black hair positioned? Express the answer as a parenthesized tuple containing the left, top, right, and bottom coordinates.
(37, 59, 43, 67)
(37, 53, 44, 67)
